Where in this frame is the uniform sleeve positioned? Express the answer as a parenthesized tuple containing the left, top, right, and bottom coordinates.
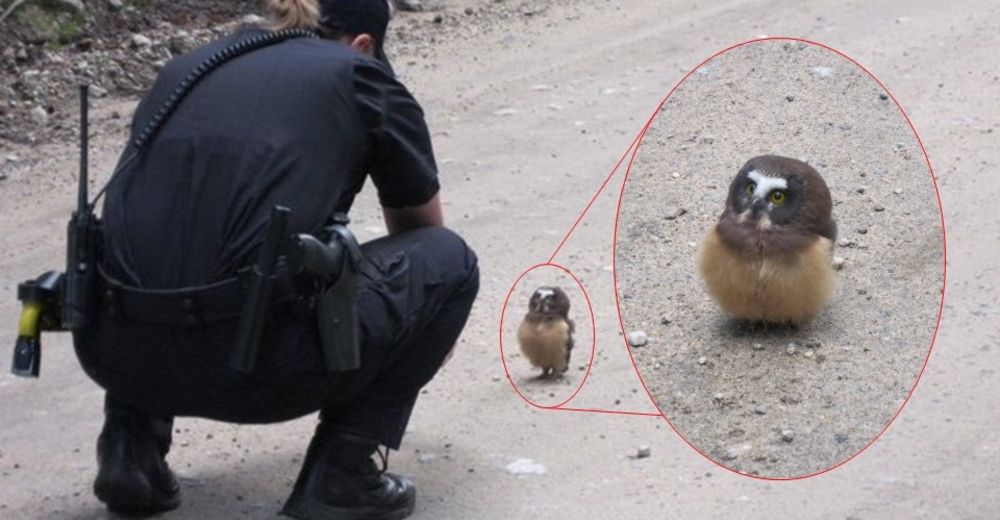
(352, 57, 440, 208)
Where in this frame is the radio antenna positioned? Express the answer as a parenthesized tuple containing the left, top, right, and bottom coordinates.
(78, 84, 89, 212)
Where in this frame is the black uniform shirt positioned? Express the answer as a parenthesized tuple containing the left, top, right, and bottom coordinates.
(102, 30, 439, 288)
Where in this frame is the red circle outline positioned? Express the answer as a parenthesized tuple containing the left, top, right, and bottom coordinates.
(612, 36, 948, 481)
(499, 263, 598, 409)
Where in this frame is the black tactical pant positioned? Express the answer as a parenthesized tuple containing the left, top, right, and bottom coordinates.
(76, 227, 479, 449)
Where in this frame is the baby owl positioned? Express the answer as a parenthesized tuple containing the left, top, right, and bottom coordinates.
(698, 155, 838, 324)
(517, 287, 574, 377)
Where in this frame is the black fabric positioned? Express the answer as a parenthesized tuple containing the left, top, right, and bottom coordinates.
(102, 29, 439, 290)
(77, 227, 479, 449)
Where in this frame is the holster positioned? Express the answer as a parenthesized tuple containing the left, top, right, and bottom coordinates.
(290, 215, 363, 373)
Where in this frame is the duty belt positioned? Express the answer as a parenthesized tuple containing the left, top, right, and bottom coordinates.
(98, 265, 301, 326)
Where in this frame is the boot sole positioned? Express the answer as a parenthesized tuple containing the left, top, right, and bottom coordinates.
(94, 468, 181, 515)
(281, 493, 415, 520)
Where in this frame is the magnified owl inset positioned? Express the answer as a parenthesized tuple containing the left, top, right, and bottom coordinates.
(698, 155, 837, 324)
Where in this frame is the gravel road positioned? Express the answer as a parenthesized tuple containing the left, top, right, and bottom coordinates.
(1, 1, 998, 518)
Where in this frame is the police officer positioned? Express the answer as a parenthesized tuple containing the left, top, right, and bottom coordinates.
(72, 1, 479, 518)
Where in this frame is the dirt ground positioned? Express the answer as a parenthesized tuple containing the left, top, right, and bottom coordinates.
(1, 0, 999, 518)
(616, 40, 944, 478)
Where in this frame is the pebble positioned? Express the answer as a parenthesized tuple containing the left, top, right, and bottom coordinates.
(505, 458, 545, 476)
(697, 356, 707, 366)
(91, 85, 108, 98)
(493, 108, 519, 116)
(5, 154, 17, 162)
(893, 188, 903, 195)
(837, 238, 854, 248)
(805, 340, 822, 349)
(781, 430, 795, 443)
(660, 316, 671, 325)
(751, 343, 765, 351)
(130, 34, 153, 49)
(664, 207, 686, 220)
(811, 66, 834, 78)
(879, 92, 889, 100)
(492, 375, 501, 382)
(29, 106, 48, 126)
(856, 186, 866, 194)
(874, 205, 885, 212)
(856, 227, 868, 235)
(713, 392, 726, 402)
(108, 0, 124, 10)
(635, 445, 651, 459)
(786, 344, 797, 355)
(432, 14, 444, 24)
(417, 453, 437, 464)
(627, 331, 648, 347)
(835, 433, 849, 444)
(723, 448, 739, 460)
(803, 350, 815, 359)
(753, 405, 767, 415)
(786, 95, 795, 102)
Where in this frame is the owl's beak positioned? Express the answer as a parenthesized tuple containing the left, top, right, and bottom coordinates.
(750, 196, 767, 218)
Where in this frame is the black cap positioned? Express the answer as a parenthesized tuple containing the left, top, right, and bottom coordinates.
(319, 0, 394, 74)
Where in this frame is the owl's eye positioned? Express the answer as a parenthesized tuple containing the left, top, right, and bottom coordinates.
(745, 183, 756, 195)
(770, 190, 786, 205)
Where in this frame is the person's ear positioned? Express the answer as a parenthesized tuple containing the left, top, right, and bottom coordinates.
(349, 33, 375, 56)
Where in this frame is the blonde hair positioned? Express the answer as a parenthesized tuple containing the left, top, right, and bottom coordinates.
(268, 0, 321, 31)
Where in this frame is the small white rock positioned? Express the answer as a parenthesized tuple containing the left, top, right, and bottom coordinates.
(505, 458, 546, 476)
(627, 330, 648, 347)
(131, 34, 153, 49)
(635, 445, 651, 459)
(697, 356, 707, 365)
(29, 106, 49, 126)
(832, 256, 846, 270)
(417, 453, 437, 464)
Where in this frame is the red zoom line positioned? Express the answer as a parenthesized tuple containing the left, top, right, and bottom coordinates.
(549, 406, 662, 417)
(546, 127, 648, 264)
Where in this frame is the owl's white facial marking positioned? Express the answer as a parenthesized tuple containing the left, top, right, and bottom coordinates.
(747, 170, 787, 198)
(535, 288, 555, 299)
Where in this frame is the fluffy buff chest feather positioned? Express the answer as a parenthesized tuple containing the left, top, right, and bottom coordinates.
(517, 316, 572, 374)
(698, 226, 835, 324)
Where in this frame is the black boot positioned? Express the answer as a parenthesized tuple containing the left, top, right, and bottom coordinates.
(93, 398, 180, 515)
(281, 425, 416, 520)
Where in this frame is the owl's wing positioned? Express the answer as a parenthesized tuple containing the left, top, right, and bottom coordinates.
(820, 217, 838, 243)
(565, 318, 575, 352)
